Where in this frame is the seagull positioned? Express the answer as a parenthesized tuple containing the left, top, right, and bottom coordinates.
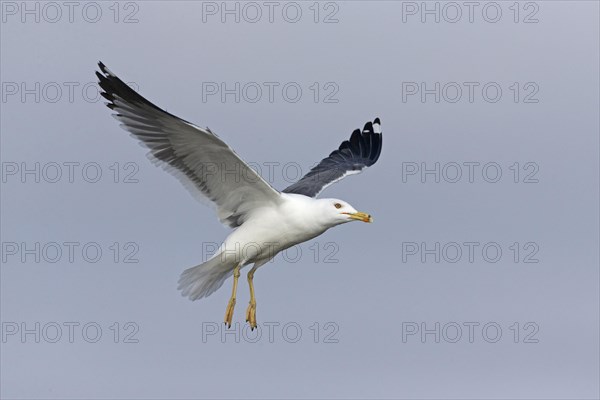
(96, 62, 382, 329)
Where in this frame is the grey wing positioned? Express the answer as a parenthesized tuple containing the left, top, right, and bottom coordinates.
(96, 62, 282, 227)
(283, 118, 382, 198)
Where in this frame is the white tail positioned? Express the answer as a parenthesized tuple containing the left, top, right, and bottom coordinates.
(177, 252, 238, 301)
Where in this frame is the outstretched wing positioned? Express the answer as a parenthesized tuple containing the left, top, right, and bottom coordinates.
(283, 118, 382, 198)
(96, 62, 282, 228)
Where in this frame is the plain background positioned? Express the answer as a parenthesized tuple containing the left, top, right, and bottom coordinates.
(1, 1, 599, 399)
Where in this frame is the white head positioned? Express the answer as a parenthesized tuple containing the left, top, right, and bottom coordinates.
(316, 198, 373, 227)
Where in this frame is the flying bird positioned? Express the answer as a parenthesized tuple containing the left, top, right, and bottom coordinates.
(96, 62, 382, 329)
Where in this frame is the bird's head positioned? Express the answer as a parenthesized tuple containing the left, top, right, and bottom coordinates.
(318, 198, 373, 226)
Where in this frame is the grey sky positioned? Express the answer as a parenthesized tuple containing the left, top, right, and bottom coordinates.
(1, 1, 599, 399)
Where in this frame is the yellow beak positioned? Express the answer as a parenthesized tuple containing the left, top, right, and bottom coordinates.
(343, 211, 373, 223)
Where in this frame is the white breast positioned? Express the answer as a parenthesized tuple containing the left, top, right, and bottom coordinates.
(220, 193, 330, 265)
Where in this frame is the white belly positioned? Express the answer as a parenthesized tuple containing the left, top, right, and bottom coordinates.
(220, 194, 329, 265)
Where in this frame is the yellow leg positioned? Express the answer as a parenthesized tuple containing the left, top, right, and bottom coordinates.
(245, 266, 258, 330)
(224, 264, 241, 328)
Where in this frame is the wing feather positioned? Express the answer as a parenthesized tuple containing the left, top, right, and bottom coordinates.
(282, 118, 382, 198)
(96, 62, 282, 227)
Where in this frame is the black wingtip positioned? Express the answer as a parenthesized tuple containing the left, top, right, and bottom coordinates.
(363, 121, 373, 132)
(98, 61, 109, 75)
(95, 62, 195, 124)
(374, 117, 381, 125)
(349, 128, 362, 144)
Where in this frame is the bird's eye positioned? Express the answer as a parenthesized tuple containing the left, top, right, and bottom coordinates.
(334, 203, 342, 209)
